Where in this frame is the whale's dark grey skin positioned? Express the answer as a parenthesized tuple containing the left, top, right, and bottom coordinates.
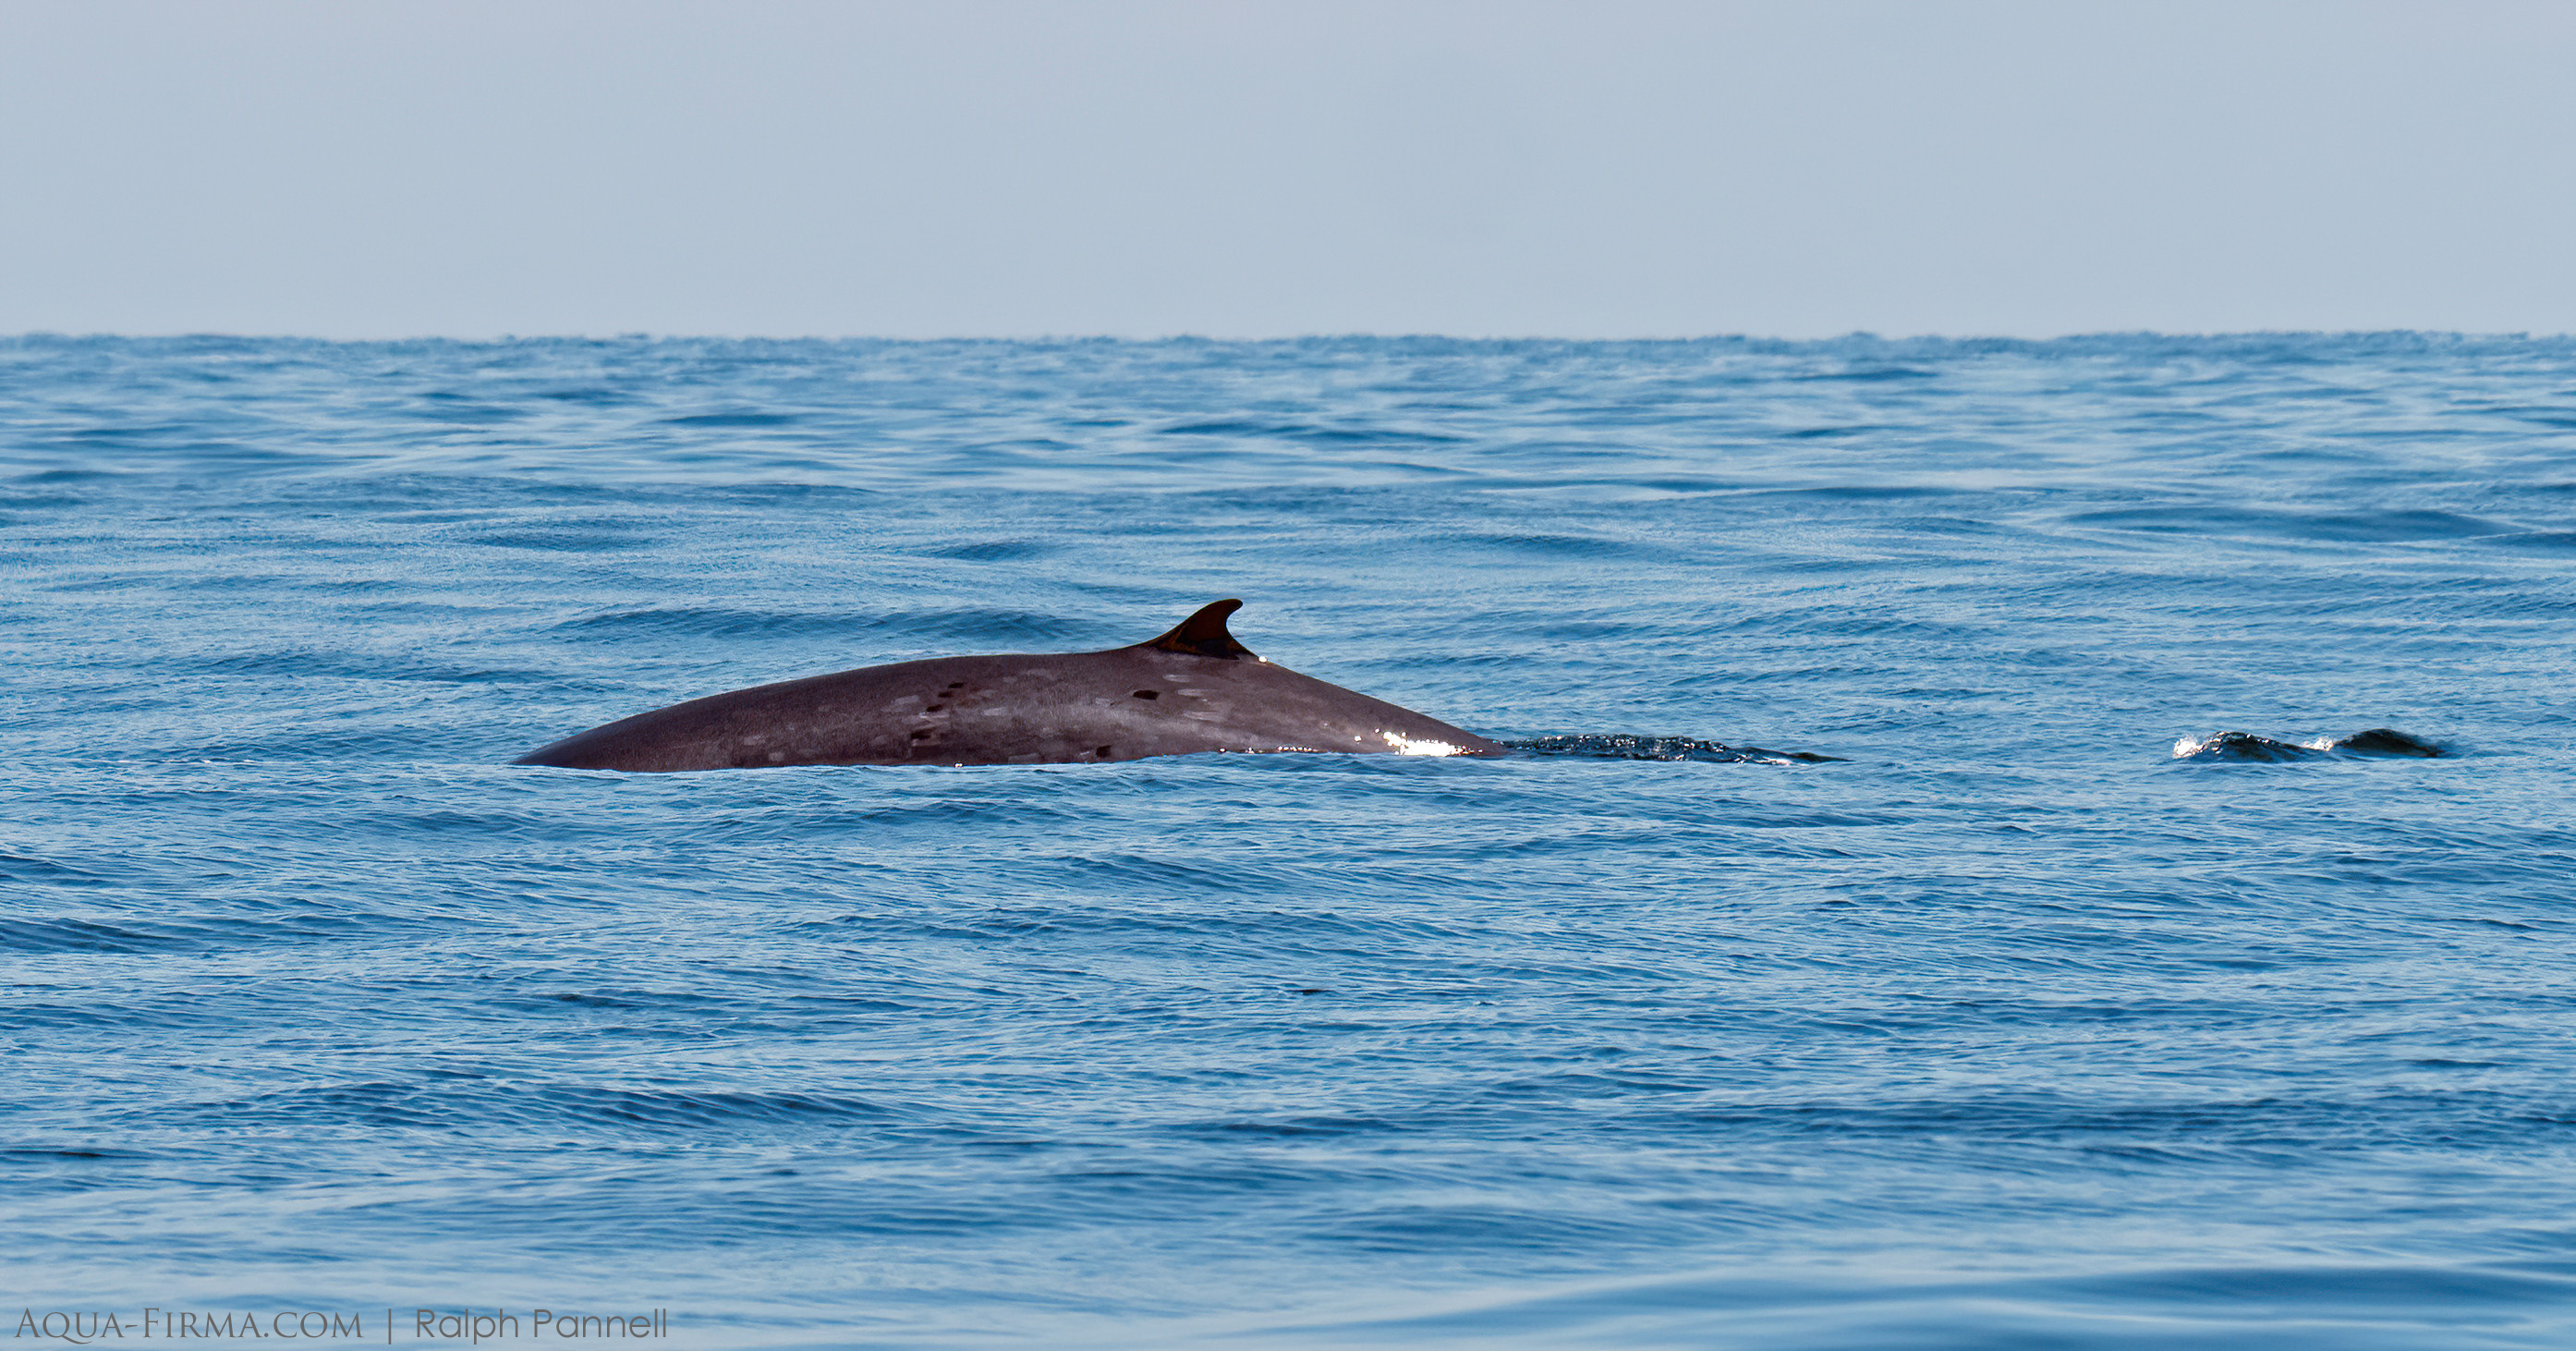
(2171, 727, 2444, 762)
(513, 600, 1503, 772)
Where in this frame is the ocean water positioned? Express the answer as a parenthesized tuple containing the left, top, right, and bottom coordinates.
(5, 333, 2574, 1349)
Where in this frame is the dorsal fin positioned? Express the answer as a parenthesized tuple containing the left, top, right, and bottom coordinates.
(1136, 598, 1257, 659)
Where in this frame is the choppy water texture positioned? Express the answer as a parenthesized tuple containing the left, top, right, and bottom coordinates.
(6, 334, 2575, 1349)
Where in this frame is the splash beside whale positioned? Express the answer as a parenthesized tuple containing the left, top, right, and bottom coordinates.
(513, 599, 1503, 772)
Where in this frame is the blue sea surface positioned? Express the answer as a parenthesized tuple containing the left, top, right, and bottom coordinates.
(5, 334, 2574, 1348)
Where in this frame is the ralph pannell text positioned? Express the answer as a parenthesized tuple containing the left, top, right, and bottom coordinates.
(17, 1311, 670, 1345)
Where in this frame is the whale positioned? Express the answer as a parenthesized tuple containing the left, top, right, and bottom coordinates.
(2170, 727, 2444, 762)
(513, 599, 1505, 772)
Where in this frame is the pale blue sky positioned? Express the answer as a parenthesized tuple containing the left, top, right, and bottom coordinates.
(6, 0, 2571, 338)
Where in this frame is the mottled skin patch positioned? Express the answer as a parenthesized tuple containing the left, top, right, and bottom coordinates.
(515, 600, 1502, 773)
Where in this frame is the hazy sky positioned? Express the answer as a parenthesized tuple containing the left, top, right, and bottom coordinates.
(6, 0, 2572, 339)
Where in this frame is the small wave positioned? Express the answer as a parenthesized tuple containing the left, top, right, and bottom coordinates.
(531, 386, 631, 406)
(2297, 509, 2512, 542)
(550, 606, 1086, 643)
(1792, 365, 1939, 382)
(1166, 1114, 1402, 1139)
(658, 410, 798, 427)
(183, 651, 551, 684)
(925, 539, 1052, 561)
(2068, 505, 2513, 543)
(1157, 419, 1286, 437)
(1151, 418, 1463, 446)
(553, 1086, 900, 1130)
(466, 526, 655, 553)
(551, 606, 859, 639)
(172, 1077, 901, 1134)
(402, 394, 525, 425)
(1508, 734, 1841, 763)
(0, 852, 115, 887)
(1452, 531, 1651, 560)
(0, 918, 206, 955)
(2171, 727, 2444, 762)
(0, 1147, 152, 1162)
(2474, 530, 2576, 552)
(1267, 1260, 2576, 1348)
